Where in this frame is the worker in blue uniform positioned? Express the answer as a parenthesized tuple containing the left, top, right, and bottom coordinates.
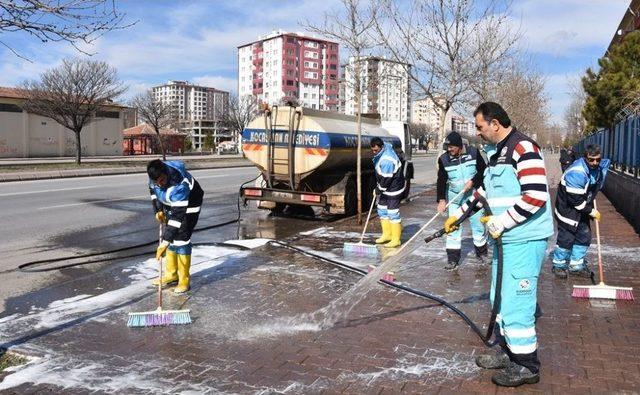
(148, 159, 204, 294)
(370, 137, 405, 248)
(551, 144, 609, 278)
(445, 102, 554, 387)
(436, 131, 488, 269)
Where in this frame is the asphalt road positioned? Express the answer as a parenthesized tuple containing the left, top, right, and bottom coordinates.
(0, 155, 436, 310)
(1, 166, 262, 263)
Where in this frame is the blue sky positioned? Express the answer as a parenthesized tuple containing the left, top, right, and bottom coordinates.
(0, 0, 630, 124)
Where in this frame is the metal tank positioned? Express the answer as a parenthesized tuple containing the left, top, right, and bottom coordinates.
(240, 106, 412, 215)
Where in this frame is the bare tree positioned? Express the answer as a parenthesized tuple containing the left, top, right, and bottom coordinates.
(303, 0, 378, 223)
(563, 75, 588, 142)
(0, 0, 133, 60)
(487, 59, 548, 136)
(21, 57, 126, 164)
(224, 93, 258, 141)
(130, 89, 177, 160)
(374, 0, 519, 144)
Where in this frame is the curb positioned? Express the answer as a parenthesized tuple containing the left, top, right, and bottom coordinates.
(0, 161, 255, 182)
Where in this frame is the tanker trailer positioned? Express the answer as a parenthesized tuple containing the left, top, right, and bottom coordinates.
(240, 105, 413, 215)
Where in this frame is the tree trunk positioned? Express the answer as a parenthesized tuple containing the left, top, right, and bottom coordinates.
(156, 131, 166, 160)
(438, 103, 451, 148)
(74, 130, 82, 165)
(356, 104, 362, 225)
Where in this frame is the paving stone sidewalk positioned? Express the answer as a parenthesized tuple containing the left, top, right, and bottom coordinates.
(0, 158, 639, 394)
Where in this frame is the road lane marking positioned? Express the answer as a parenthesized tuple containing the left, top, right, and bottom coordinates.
(37, 195, 148, 210)
(0, 166, 257, 187)
(0, 185, 101, 197)
(36, 182, 253, 210)
(0, 169, 258, 195)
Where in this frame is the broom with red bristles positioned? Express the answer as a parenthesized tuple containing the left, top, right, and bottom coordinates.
(572, 200, 634, 301)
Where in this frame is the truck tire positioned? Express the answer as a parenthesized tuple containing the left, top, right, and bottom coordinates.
(343, 175, 357, 216)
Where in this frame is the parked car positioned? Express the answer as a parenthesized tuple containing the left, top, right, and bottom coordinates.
(217, 141, 238, 155)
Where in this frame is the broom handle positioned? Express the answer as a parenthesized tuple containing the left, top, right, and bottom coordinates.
(158, 224, 163, 310)
(421, 188, 465, 231)
(359, 191, 377, 243)
(593, 199, 605, 284)
(386, 188, 467, 258)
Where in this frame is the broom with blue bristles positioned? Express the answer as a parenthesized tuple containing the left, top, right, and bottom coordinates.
(343, 191, 379, 256)
(127, 225, 192, 327)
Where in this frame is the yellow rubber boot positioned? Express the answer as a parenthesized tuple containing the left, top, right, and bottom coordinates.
(375, 219, 392, 244)
(152, 250, 178, 287)
(174, 254, 191, 294)
(385, 222, 402, 248)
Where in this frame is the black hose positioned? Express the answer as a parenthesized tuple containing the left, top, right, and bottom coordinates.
(16, 175, 261, 273)
(16, 172, 503, 348)
(269, 194, 502, 348)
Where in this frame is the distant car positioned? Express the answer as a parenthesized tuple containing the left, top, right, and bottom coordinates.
(217, 142, 238, 155)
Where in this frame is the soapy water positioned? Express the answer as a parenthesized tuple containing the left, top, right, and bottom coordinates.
(237, 231, 437, 341)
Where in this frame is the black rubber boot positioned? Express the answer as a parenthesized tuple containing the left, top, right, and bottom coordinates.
(475, 243, 488, 257)
(552, 266, 568, 279)
(475, 243, 488, 263)
(475, 351, 510, 369)
(445, 249, 461, 271)
(568, 264, 593, 278)
(491, 362, 540, 387)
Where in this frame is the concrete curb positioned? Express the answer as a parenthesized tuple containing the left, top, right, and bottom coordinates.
(0, 160, 254, 182)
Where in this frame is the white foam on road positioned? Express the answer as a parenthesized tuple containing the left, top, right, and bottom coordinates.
(235, 318, 321, 341)
(348, 350, 479, 385)
(0, 354, 212, 393)
(222, 238, 271, 249)
(0, 245, 247, 336)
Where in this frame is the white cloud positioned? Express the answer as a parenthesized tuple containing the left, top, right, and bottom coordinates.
(514, 0, 629, 56)
(192, 75, 237, 93)
(545, 71, 585, 124)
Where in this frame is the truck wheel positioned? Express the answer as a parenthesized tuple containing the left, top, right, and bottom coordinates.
(402, 180, 411, 201)
(269, 203, 286, 216)
(344, 176, 357, 216)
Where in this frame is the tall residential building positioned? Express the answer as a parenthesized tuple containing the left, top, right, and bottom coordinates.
(412, 97, 475, 141)
(152, 80, 229, 150)
(411, 97, 445, 131)
(237, 30, 339, 111)
(340, 56, 411, 122)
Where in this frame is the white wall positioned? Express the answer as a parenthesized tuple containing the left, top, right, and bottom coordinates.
(0, 105, 124, 157)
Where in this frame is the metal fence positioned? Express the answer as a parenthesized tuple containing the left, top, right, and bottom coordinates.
(574, 114, 640, 177)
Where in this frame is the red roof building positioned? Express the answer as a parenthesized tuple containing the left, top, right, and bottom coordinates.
(122, 123, 187, 155)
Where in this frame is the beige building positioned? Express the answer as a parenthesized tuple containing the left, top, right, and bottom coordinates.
(341, 56, 411, 122)
(411, 97, 446, 130)
(0, 87, 127, 157)
(152, 80, 230, 150)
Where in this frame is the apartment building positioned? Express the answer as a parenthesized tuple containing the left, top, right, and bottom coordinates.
(237, 30, 339, 111)
(152, 80, 229, 150)
(341, 56, 411, 122)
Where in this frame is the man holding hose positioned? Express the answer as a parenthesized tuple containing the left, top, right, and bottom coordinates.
(436, 131, 488, 270)
(444, 102, 553, 387)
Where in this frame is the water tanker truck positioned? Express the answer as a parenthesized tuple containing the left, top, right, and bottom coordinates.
(240, 105, 413, 215)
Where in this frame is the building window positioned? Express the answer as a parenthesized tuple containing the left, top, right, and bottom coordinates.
(0, 103, 22, 113)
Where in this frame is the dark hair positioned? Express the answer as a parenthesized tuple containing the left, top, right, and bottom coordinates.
(147, 159, 167, 181)
(584, 144, 601, 157)
(473, 102, 511, 128)
(370, 137, 384, 148)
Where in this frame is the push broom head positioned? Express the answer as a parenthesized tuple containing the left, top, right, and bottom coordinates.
(127, 307, 192, 327)
(343, 242, 379, 256)
(572, 283, 634, 301)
